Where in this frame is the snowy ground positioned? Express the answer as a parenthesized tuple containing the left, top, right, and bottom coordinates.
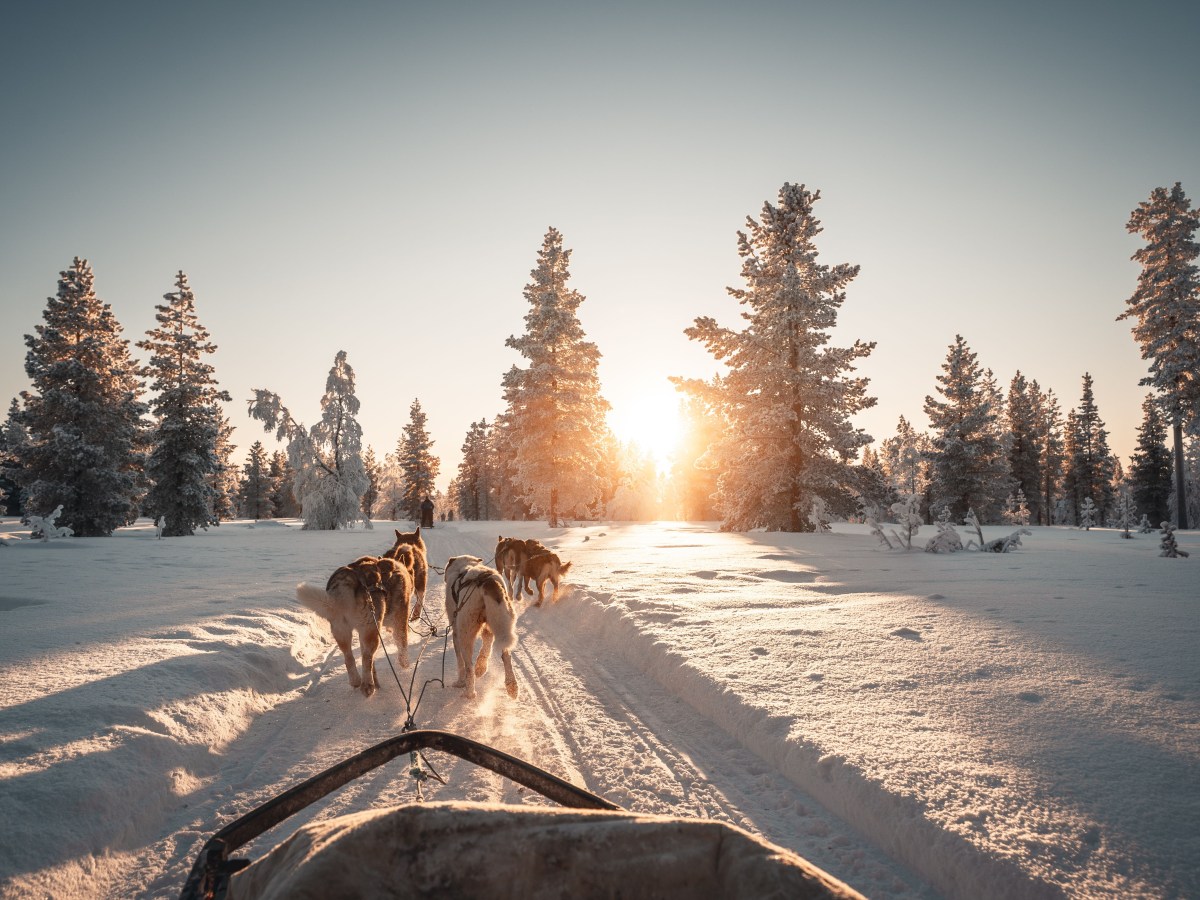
(0, 517, 1196, 899)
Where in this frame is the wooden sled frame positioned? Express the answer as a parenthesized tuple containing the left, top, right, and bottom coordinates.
(179, 728, 619, 900)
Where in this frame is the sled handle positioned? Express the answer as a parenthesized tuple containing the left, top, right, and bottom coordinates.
(180, 728, 618, 899)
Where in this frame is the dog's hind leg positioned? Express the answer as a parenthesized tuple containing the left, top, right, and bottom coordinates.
(359, 627, 380, 697)
(501, 648, 518, 699)
(475, 626, 494, 678)
(332, 623, 361, 690)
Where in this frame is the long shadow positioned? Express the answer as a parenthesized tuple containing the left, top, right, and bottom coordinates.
(0, 642, 323, 882)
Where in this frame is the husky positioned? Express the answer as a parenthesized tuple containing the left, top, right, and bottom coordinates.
(444, 555, 519, 699)
(296, 555, 414, 697)
(495, 535, 549, 593)
(519, 551, 572, 607)
(384, 527, 428, 621)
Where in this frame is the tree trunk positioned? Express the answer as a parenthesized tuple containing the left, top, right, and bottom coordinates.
(1173, 409, 1189, 530)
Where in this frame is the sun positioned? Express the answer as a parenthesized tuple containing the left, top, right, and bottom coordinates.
(607, 384, 684, 474)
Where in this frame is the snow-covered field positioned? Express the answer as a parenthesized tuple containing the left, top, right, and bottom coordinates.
(0, 518, 1196, 899)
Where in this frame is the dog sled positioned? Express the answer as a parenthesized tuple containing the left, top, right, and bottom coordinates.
(180, 729, 865, 899)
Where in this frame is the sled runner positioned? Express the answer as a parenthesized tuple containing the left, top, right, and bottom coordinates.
(180, 729, 865, 899)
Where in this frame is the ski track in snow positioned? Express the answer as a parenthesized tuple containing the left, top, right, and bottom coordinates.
(1, 518, 1197, 899)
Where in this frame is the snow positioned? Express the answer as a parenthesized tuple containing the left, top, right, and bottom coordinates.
(0, 518, 1196, 899)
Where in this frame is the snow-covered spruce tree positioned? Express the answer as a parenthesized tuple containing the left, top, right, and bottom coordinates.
(1078, 497, 1097, 530)
(1121, 182, 1200, 530)
(268, 449, 300, 518)
(879, 415, 932, 521)
(1006, 372, 1044, 526)
(1114, 489, 1137, 538)
(238, 440, 275, 520)
(0, 398, 27, 516)
(360, 446, 382, 523)
(15, 258, 148, 535)
(674, 184, 875, 532)
(397, 398, 440, 522)
(454, 418, 496, 521)
(248, 351, 369, 530)
(136, 272, 231, 536)
(375, 449, 406, 521)
(501, 228, 610, 527)
(1129, 393, 1174, 527)
(923, 336, 1011, 523)
(209, 416, 239, 523)
(1029, 382, 1065, 525)
(1159, 520, 1190, 557)
(1063, 373, 1115, 526)
(854, 444, 894, 523)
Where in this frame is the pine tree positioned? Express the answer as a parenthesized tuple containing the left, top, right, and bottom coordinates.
(209, 416, 239, 523)
(267, 450, 300, 518)
(1129, 395, 1175, 529)
(675, 183, 876, 531)
(1029, 382, 1065, 525)
(454, 419, 496, 521)
(238, 440, 275, 520)
(397, 398, 440, 522)
(15, 258, 147, 535)
(1063, 373, 1116, 526)
(501, 228, 610, 526)
(1006, 372, 1044, 526)
(1122, 182, 1200, 529)
(923, 336, 1011, 523)
(879, 415, 932, 520)
(248, 350, 369, 530)
(0, 398, 26, 516)
(361, 445, 382, 522)
(136, 271, 231, 536)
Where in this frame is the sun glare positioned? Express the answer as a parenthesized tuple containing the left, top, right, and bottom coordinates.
(608, 385, 684, 474)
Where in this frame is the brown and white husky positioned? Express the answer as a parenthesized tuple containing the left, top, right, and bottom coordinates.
(296, 555, 414, 697)
(443, 555, 519, 699)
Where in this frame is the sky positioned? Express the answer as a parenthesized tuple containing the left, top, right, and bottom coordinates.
(2, 1, 1198, 489)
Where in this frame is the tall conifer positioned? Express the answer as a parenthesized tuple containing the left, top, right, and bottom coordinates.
(676, 183, 876, 531)
(1121, 182, 1200, 529)
(1062, 373, 1116, 525)
(398, 398, 440, 521)
(501, 228, 610, 526)
(1128, 394, 1173, 526)
(923, 336, 1011, 522)
(16, 258, 147, 535)
(137, 271, 230, 536)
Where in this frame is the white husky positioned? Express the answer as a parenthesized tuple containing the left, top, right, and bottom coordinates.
(443, 555, 519, 699)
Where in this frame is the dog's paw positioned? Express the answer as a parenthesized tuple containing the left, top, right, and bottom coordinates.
(361, 681, 377, 698)
(452, 678, 467, 688)
(464, 688, 477, 699)
(506, 680, 519, 699)
(349, 675, 362, 688)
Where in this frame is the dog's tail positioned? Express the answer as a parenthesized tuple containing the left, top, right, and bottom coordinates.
(560, 561, 572, 575)
(295, 582, 335, 621)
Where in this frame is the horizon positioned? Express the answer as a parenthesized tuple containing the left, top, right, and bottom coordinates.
(2, 2, 1197, 489)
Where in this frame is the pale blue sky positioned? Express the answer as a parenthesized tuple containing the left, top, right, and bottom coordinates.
(2, 1, 1197, 489)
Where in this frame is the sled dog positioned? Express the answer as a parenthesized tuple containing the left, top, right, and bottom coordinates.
(296, 555, 414, 697)
(495, 536, 549, 593)
(444, 555, 519, 699)
(519, 551, 572, 607)
(384, 527, 428, 621)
